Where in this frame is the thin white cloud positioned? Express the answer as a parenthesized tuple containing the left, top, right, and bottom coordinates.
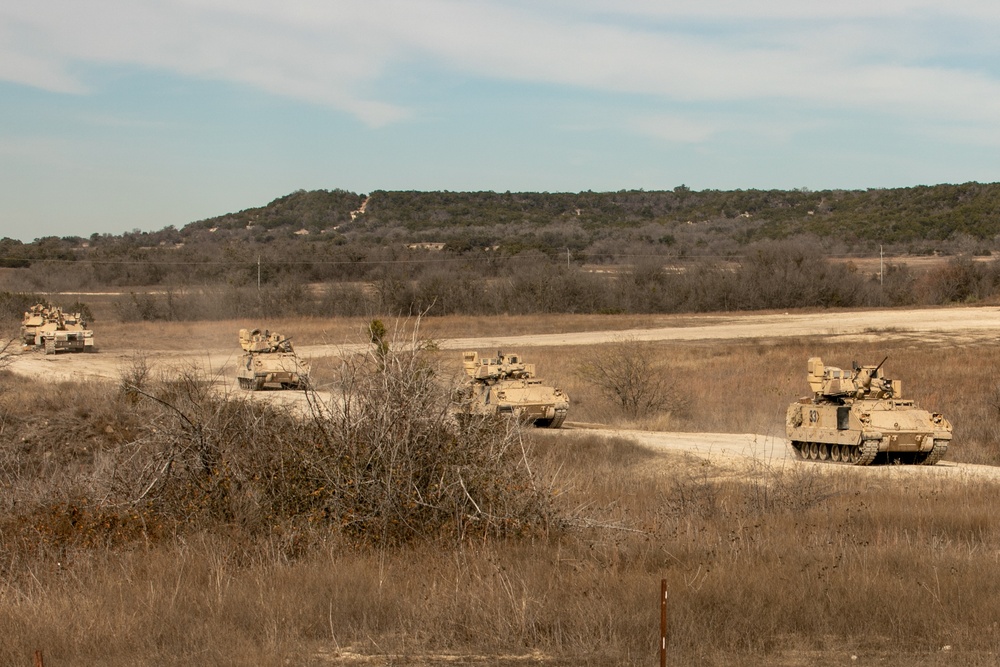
(542, 0, 1000, 21)
(0, 19, 87, 93)
(0, 48, 86, 94)
(2, 0, 1000, 137)
(630, 115, 718, 143)
(0, 0, 407, 126)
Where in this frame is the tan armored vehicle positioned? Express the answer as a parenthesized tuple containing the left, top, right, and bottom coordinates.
(237, 328, 310, 390)
(456, 350, 569, 428)
(786, 357, 951, 465)
(21, 304, 95, 354)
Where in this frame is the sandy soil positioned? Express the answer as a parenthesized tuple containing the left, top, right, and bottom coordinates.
(8, 305, 1000, 480)
(12, 305, 1000, 382)
(552, 425, 1000, 482)
(427, 304, 1000, 350)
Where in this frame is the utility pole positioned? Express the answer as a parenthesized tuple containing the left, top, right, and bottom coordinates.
(257, 255, 261, 291)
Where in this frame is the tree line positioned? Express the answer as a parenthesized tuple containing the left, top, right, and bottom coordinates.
(88, 240, 1000, 322)
(5, 182, 1000, 269)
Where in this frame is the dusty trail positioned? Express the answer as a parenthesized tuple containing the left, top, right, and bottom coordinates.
(408, 304, 1000, 350)
(10, 305, 1000, 383)
(554, 425, 1000, 482)
(8, 305, 1000, 480)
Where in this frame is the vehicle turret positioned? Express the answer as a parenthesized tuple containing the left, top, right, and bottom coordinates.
(239, 328, 295, 354)
(463, 350, 536, 382)
(807, 356, 899, 402)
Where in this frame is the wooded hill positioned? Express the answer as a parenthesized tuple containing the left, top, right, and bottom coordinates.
(183, 182, 1000, 249)
(4, 183, 1000, 320)
(5, 182, 1000, 262)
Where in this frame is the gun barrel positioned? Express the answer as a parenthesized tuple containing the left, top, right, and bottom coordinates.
(873, 355, 889, 374)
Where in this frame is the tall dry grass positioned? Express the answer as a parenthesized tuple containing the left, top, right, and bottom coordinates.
(4, 431, 1000, 665)
(5, 330, 1000, 664)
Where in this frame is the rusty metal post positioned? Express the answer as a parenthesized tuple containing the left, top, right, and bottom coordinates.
(660, 579, 668, 667)
(34, 650, 44, 667)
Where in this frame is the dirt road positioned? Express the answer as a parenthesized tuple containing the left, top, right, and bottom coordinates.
(9, 305, 1000, 479)
(553, 426, 1000, 482)
(426, 304, 1000, 350)
(13, 305, 999, 383)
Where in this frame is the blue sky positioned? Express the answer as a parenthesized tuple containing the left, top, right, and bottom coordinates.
(2, 1, 1000, 241)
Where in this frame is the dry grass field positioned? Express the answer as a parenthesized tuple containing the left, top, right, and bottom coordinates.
(3, 311, 1000, 665)
(75, 310, 719, 352)
(4, 430, 1000, 666)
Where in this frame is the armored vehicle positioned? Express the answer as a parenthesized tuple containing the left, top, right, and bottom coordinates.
(21, 304, 95, 354)
(21, 304, 48, 347)
(456, 350, 569, 428)
(237, 328, 310, 390)
(786, 357, 951, 465)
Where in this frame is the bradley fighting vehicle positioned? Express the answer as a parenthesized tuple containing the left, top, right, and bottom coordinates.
(786, 357, 951, 465)
(237, 328, 310, 390)
(21, 304, 95, 354)
(457, 351, 569, 428)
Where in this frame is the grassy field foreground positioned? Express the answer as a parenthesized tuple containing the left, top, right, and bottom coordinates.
(3, 335, 1000, 665)
(3, 433, 1000, 666)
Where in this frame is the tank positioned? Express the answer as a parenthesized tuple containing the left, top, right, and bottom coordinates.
(786, 357, 951, 465)
(456, 350, 569, 428)
(21, 304, 48, 347)
(21, 304, 95, 354)
(237, 328, 310, 390)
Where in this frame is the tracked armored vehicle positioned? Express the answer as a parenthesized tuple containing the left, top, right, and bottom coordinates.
(21, 304, 95, 354)
(786, 357, 951, 465)
(237, 328, 310, 390)
(457, 351, 569, 428)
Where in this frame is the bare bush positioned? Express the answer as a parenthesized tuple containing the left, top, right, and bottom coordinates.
(575, 337, 690, 418)
(0, 338, 15, 372)
(313, 328, 551, 544)
(920, 256, 1000, 304)
(0, 291, 43, 322)
(116, 351, 153, 401)
(104, 326, 553, 547)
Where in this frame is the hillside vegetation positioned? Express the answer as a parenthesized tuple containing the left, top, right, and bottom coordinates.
(3, 184, 1000, 318)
